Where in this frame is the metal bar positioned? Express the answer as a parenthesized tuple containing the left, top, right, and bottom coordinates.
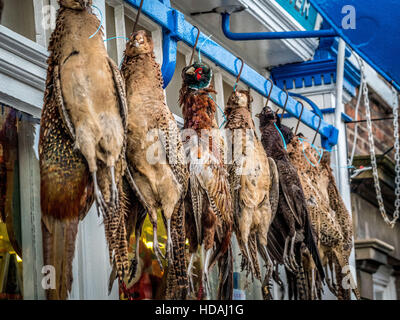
(335, 38, 348, 195)
(123, 0, 339, 149)
(308, 0, 400, 92)
(221, 13, 338, 40)
(346, 117, 394, 124)
(288, 92, 323, 118)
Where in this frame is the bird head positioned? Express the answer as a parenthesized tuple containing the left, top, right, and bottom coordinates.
(226, 90, 253, 111)
(181, 62, 213, 90)
(255, 106, 277, 126)
(125, 30, 154, 57)
(58, 0, 92, 9)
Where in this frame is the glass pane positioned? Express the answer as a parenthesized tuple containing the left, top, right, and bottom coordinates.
(105, 4, 118, 64)
(0, 104, 24, 299)
(165, 51, 187, 118)
(0, 0, 35, 41)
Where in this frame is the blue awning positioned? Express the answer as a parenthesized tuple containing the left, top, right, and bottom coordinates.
(309, 0, 400, 91)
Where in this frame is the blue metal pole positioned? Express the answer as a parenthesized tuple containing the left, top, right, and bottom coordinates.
(221, 13, 338, 40)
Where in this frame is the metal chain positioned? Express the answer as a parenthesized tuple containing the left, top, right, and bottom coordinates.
(363, 62, 400, 228)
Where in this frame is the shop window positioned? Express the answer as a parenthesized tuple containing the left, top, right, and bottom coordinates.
(0, 104, 24, 300)
(1, 0, 35, 42)
(165, 51, 187, 118)
(120, 211, 167, 300)
(223, 80, 234, 107)
(105, 3, 118, 64)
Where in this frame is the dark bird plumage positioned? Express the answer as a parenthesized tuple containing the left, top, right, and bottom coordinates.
(257, 106, 324, 300)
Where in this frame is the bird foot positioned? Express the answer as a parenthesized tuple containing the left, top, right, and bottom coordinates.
(152, 235, 165, 271)
(288, 233, 299, 271)
(166, 219, 174, 263)
(202, 249, 212, 299)
(187, 255, 198, 296)
(110, 166, 119, 211)
(283, 237, 296, 273)
(202, 271, 211, 299)
(93, 172, 107, 217)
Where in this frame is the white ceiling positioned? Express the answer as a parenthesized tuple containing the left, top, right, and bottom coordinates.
(170, 0, 319, 74)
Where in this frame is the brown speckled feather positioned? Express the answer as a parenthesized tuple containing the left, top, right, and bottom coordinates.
(122, 31, 188, 299)
(40, 2, 128, 298)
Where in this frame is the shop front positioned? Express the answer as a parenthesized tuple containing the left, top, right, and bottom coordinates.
(2, 0, 396, 300)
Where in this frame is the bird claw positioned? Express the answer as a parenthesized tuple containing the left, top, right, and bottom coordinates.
(95, 188, 108, 217)
(202, 271, 211, 299)
(166, 236, 174, 262)
(153, 242, 165, 271)
(110, 166, 119, 211)
(166, 219, 174, 263)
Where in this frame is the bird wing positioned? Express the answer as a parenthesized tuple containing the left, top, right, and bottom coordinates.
(158, 111, 189, 192)
(268, 157, 280, 219)
(276, 159, 303, 226)
(54, 65, 76, 140)
(326, 171, 353, 250)
(192, 161, 232, 226)
(40, 74, 94, 299)
(107, 57, 128, 131)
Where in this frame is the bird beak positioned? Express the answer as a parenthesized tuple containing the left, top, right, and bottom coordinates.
(186, 66, 195, 75)
(255, 113, 260, 118)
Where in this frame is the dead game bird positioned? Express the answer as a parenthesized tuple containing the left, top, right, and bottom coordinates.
(257, 107, 324, 300)
(285, 132, 359, 299)
(39, 0, 129, 299)
(121, 30, 189, 296)
(224, 90, 279, 281)
(180, 61, 233, 299)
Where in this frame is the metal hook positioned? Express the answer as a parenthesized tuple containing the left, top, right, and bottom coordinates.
(280, 90, 289, 118)
(189, 26, 201, 66)
(132, 0, 145, 34)
(294, 101, 304, 135)
(265, 78, 274, 108)
(233, 57, 244, 91)
(312, 115, 322, 145)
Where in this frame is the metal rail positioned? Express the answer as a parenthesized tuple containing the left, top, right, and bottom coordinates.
(123, 0, 339, 150)
(221, 13, 338, 40)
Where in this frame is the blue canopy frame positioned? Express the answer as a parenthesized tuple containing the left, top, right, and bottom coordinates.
(123, 0, 339, 150)
(308, 0, 400, 92)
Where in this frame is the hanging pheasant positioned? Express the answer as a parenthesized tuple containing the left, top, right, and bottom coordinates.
(319, 152, 359, 299)
(180, 61, 233, 299)
(257, 106, 324, 300)
(39, 0, 129, 299)
(224, 89, 279, 284)
(121, 30, 189, 298)
(284, 131, 359, 299)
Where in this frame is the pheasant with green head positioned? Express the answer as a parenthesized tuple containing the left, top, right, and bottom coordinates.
(181, 62, 213, 90)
